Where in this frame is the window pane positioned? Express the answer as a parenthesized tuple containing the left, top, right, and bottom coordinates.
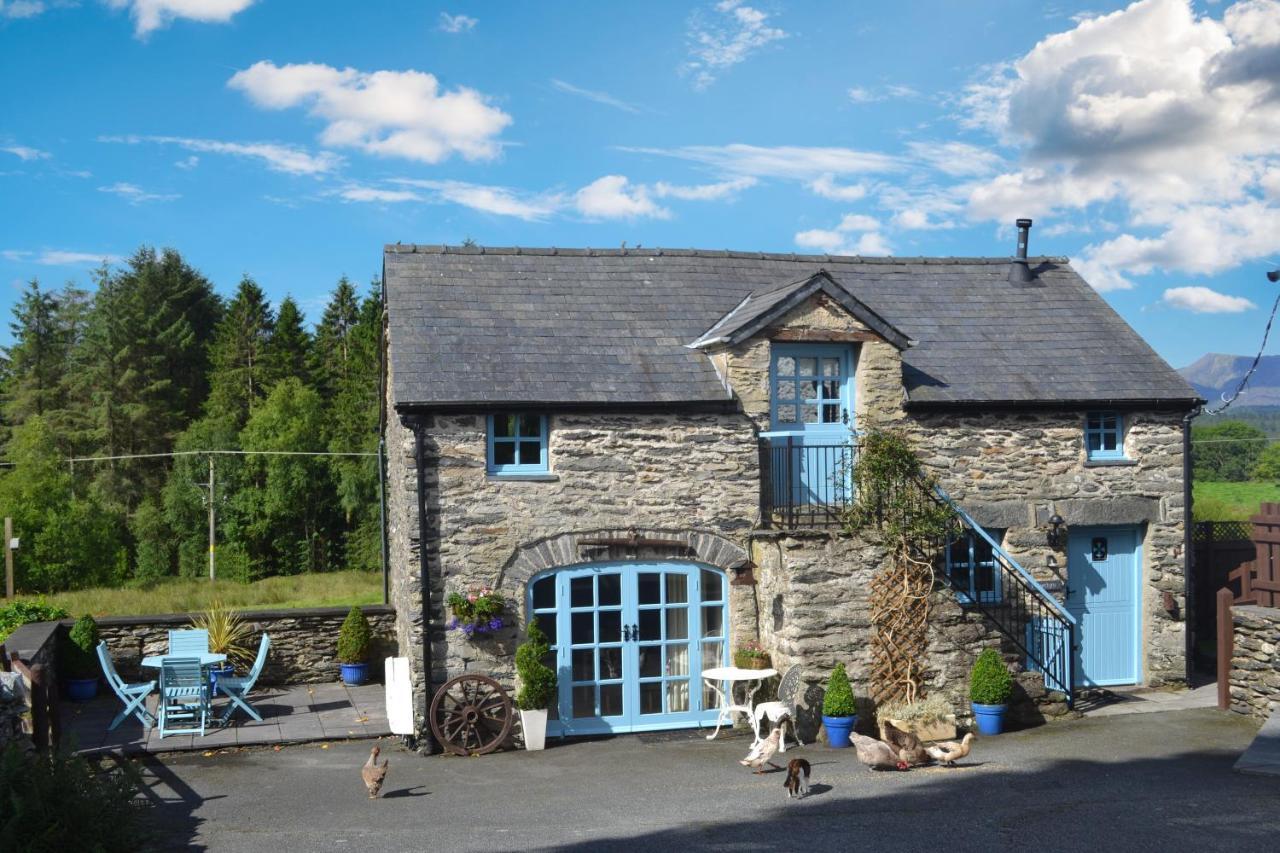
(518, 414, 541, 437)
(573, 685, 595, 718)
(702, 606, 724, 638)
(776, 356, 795, 376)
(1102, 432, 1117, 451)
(572, 612, 594, 644)
(802, 404, 819, 423)
(800, 380, 818, 400)
(532, 577, 555, 610)
(1087, 432, 1102, 452)
(665, 644, 689, 676)
(572, 649, 594, 681)
(638, 573, 661, 604)
(976, 564, 996, 594)
(639, 646, 661, 677)
(494, 415, 516, 437)
(666, 608, 688, 640)
(598, 573, 621, 606)
(571, 577, 593, 608)
(599, 610, 621, 643)
(639, 609, 661, 641)
(776, 380, 796, 400)
(600, 684, 623, 716)
(493, 442, 516, 465)
(518, 441, 542, 463)
(822, 358, 840, 377)
(665, 574, 688, 604)
(797, 357, 818, 376)
(822, 380, 840, 399)
(701, 569, 722, 601)
(777, 404, 797, 423)
(667, 680, 690, 712)
(639, 682, 662, 715)
(540, 617, 557, 648)
(600, 648, 623, 681)
(822, 404, 841, 423)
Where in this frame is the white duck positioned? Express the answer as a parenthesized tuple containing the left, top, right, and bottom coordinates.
(851, 732, 907, 771)
(926, 733, 975, 767)
(740, 727, 783, 774)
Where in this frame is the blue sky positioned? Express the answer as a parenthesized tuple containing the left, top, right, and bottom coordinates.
(2, 0, 1279, 369)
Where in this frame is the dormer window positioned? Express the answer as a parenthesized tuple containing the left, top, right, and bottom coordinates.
(488, 414, 548, 474)
(1085, 411, 1124, 461)
(770, 345, 851, 431)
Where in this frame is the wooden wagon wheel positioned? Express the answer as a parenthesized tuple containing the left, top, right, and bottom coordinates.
(429, 674, 514, 756)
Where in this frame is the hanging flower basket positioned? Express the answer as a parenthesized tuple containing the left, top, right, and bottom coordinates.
(446, 587, 506, 637)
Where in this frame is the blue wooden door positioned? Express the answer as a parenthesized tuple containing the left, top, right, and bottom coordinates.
(529, 562, 729, 736)
(1066, 527, 1140, 686)
(767, 344, 854, 505)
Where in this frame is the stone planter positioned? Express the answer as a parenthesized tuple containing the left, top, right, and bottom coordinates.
(733, 653, 772, 670)
(519, 709, 548, 751)
(881, 714, 957, 742)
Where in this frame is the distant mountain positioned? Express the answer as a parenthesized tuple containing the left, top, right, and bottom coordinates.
(1180, 354, 1280, 408)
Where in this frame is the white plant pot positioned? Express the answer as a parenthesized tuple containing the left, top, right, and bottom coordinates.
(519, 708, 548, 751)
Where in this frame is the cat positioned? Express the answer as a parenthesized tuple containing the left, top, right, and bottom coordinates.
(783, 757, 811, 799)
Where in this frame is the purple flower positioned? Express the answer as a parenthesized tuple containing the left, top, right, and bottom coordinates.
(488, 618, 503, 631)
(448, 617, 459, 630)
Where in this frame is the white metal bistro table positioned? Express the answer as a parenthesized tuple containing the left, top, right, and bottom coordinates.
(700, 665, 778, 740)
(141, 653, 227, 669)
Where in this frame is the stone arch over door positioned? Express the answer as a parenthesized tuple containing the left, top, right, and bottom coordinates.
(500, 528, 750, 596)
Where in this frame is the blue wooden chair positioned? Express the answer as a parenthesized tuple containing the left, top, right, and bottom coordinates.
(96, 641, 156, 731)
(217, 634, 271, 724)
(158, 657, 209, 738)
(168, 629, 209, 657)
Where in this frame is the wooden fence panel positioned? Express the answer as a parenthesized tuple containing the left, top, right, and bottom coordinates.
(1251, 503, 1280, 608)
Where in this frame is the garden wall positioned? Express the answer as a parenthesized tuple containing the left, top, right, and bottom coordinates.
(0, 620, 59, 749)
(1229, 605, 1280, 719)
(91, 605, 397, 686)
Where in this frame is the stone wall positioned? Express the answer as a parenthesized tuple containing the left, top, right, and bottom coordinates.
(92, 605, 397, 686)
(1229, 605, 1280, 719)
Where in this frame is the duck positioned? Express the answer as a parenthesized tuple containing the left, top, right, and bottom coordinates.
(881, 721, 930, 767)
(926, 733, 976, 767)
(740, 727, 783, 774)
(362, 745, 389, 798)
(851, 732, 907, 771)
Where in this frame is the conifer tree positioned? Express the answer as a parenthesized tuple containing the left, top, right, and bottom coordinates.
(206, 275, 274, 426)
(266, 296, 312, 388)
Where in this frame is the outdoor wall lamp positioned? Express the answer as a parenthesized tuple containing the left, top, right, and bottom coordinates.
(1047, 514, 1066, 548)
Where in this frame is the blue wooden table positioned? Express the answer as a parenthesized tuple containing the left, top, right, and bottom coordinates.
(141, 653, 227, 669)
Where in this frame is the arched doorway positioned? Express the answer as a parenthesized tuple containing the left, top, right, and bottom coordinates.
(528, 561, 729, 736)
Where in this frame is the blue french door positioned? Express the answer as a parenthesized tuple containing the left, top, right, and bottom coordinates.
(1066, 527, 1140, 686)
(765, 344, 854, 506)
(528, 562, 729, 736)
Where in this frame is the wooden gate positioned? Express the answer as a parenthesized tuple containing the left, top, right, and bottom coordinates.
(1245, 503, 1280, 607)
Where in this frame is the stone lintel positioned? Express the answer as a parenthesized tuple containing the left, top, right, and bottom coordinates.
(1054, 497, 1161, 526)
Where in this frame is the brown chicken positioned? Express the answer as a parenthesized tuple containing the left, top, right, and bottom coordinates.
(881, 721, 929, 767)
(362, 745, 389, 798)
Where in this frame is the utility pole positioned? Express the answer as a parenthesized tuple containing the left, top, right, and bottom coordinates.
(208, 456, 216, 583)
(4, 517, 13, 599)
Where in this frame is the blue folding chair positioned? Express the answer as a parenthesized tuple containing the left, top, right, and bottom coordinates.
(168, 629, 209, 656)
(158, 657, 209, 738)
(217, 634, 271, 724)
(96, 641, 156, 731)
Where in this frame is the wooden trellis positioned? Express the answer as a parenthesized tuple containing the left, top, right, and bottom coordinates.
(868, 549, 934, 705)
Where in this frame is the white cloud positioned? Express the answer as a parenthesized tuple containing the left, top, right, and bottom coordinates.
(684, 1, 787, 90)
(392, 179, 564, 220)
(907, 141, 1001, 177)
(102, 134, 341, 175)
(338, 185, 422, 204)
(1, 144, 49, 160)
(621, 143, 900, 179)
(106, 0, 255, 37)
(808, 174, 867, 201)
(228, 61, 512, 164)
(2, 249, 121, 265)
(959, 0, 1280, 289)
(438, 12, 476, 33)
(97, 181, 179, 203)
(848, 83, 920, 103)
(794, 212, 891, 256)
(1, 1, 45, 20)
(1161, 285, 1257, 313)
(175, 155, 199, 169)
(651, 176, 756, 200)
(892, 209, 954, 230)
(551, 79, 641, 114)
(575, 175, 669, 220)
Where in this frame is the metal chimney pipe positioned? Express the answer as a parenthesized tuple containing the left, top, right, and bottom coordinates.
(1010, 218, 1034, 282)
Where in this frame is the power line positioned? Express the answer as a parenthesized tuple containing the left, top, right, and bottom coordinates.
(1204, 287, 1280, 416)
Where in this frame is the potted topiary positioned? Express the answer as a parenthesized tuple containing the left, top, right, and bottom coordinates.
(60, 615, 100, 701)
(821, 662, 857, 748)
(337, 606, 373, 685)
(190, 600, 254, 693)
(970, 648, 1013, 735)
(514, 617, 557, 751)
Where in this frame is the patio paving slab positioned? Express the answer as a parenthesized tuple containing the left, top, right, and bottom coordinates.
(1079, 681, 1217, 717)
(1234, 708, 1280, 776)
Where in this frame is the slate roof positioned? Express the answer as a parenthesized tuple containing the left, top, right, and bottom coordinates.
(383, 246, 1201, 411)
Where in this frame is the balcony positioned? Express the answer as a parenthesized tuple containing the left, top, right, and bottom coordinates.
(758, 437, 855, 529)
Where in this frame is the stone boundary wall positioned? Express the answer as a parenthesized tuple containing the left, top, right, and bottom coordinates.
(0, 621, 59, 749)
(1230, 604, 1280, 719)
(90, 605, 397, 686)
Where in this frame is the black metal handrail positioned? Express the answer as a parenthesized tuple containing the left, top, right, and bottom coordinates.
(758, 437, 855, 529)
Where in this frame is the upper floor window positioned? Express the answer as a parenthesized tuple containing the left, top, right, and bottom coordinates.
(945, 530, 1005, 605)
(487, 414, 548, 474)
(770, 344, 851, 431)
(1084, 411, 1125, 461)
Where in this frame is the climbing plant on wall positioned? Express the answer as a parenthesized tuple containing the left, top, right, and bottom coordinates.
(840, 427, 957, 706)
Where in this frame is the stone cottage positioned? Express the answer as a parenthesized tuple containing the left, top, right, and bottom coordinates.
(382, 223, 1202, 742)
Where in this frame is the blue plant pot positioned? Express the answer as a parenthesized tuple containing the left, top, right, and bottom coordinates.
(209, 663, 234, 694)
(340, 662, 369, 685)
(972, 702, 1008, 735)
(822, 714, 857, 748)
(65, 677, 99, 702)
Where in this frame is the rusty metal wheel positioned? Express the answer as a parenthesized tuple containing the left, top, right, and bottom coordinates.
(429, 674, 514, 756)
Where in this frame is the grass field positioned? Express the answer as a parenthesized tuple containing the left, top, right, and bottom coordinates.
(1194, 481, 1280, 521)
(12, 570, 383, 619)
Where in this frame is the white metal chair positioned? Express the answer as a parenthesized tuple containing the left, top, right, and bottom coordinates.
(751, 664, 805, 752)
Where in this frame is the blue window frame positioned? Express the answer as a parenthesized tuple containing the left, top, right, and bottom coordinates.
(487, 413, 548, 474)
(945, 530, 1005, 605)
(1085, 411, 1124, 460)
(769, 344, 852, 432)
